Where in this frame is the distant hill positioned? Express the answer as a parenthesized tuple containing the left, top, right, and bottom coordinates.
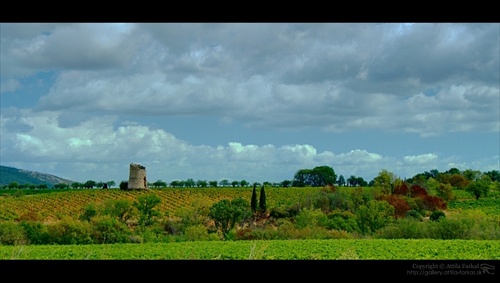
(0, 165, 75, 187)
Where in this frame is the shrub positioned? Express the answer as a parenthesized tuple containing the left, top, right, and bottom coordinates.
(119, 181, 128, 190)
(405, 209, 422, 221)
(79, 203, 98, 222)
(19, 221, 49, 245)
(134, 194, 162, 227)
(325, 210, 358, 233)
(269, 206, 289, 219)
(428, 217, 475, 239)
(101, 199, 136, 224)
(184, 225, 210, 241)
(379, 195, 411, 218)
(375, 218, 428, 239)
(422, 195, 447, 211)
(90, 215, 132, 244)
(355, 200, 395, 235)
(46, 217, 93, 245)
(429, 210, 446, 221)
(235, 227, 279, 240)
(0, 221, 27, 245)
(294, 208, 328, 229)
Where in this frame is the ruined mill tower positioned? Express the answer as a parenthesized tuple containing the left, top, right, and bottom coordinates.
(128, 163, 148, 190)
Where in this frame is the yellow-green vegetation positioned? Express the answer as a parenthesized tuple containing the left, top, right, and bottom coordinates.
(1, 181, 499, 260)
(1, 239, 499, 260)
(0, 187, 321, 222)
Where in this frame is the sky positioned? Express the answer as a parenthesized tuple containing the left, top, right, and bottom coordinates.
(1, 23, 499, 185)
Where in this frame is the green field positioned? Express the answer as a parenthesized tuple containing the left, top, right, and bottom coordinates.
(1, 184, 499, 261)
(1, 239, 499, 260)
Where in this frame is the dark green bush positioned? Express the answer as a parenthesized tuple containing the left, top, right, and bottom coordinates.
(79, 203, 98, 222)
(428, 217, 475, 239)
(375, 218, 429, 239)
(429, 210, 446, 221)
(19, 221, 49, 245)
(405, 209, 422, 220)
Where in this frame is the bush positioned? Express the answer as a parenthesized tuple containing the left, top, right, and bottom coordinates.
(90, 215, 132, 244)
(235, 227, 280, 240)
(269, 206, 289, 219)
(101, 199, 136, 224)
(325, 210, 358, 233)
(295, 208, 328, 229)
(184, 225, 210, 241)
(375, 218, 428, 239)
(79, 203, 98, 222)
(134, 194, 162, 227)
(46, 217, 93, 245)
(428, 217, 475, 239)
(0, 221, 27, 245)
(355, 200, 395, 235)
(19, 221, 49, 245)
(119, 181, 128, 191)
(405, 210, 422, 221)
(429, 210, 446, 221)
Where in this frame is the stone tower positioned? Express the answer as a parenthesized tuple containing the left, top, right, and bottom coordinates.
(128, 163, 148, 190)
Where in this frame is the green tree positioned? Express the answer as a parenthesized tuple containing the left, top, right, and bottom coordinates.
(196, 180, 208, 187)
(292, 165, 337, 187)
(153, 180, 167, 188)
(184, 178, 195, 187)
(259, 185, 267, 213)
(102, 199, 136, 224)
(8, 182, 19, 189)
(71, 182, 82, 189)
(466, 178, 490, 200)
(119, 181, 128, 190)
(373, 169, 396, 194)
(133, 194, 162, 227)
(208, 198, 252, 240)
(356, 200, 395, 234)
(484, 170, 500, 182)
(84, 180, 96, 189)
(347, 175, 358, 187)
(54, 183, 69, 189)
(337, 175, 346, 187)
(251, 184, 258, 213)
(170, 180, 181, 188)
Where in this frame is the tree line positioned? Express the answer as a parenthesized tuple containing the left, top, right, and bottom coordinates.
(2, 166, 499, 198)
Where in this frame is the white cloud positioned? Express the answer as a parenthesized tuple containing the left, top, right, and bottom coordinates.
(404, 153, 438, 164)
(1, 23, 498, 184)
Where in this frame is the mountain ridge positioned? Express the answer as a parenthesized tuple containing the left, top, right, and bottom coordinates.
(0, 165, 75, 187)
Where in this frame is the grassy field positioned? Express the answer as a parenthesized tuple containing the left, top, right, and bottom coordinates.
(1, 186, 499, 261)
(1, 239, 499, 260)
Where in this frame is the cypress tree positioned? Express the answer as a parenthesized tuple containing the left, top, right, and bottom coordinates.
(259, 185, 267, 213)
(251, 183, 258, 213)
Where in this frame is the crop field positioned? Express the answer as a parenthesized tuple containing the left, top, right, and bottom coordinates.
(1, 239, 499, 260)
(1, 186, 500, 261)
(0, 187, 323, 222)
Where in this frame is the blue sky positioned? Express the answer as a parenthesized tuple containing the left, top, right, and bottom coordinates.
(1, 23, 499, 185)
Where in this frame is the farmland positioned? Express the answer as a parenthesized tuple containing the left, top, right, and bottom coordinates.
(1, 239, 499, 260)
(1, 185, 499, 260)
